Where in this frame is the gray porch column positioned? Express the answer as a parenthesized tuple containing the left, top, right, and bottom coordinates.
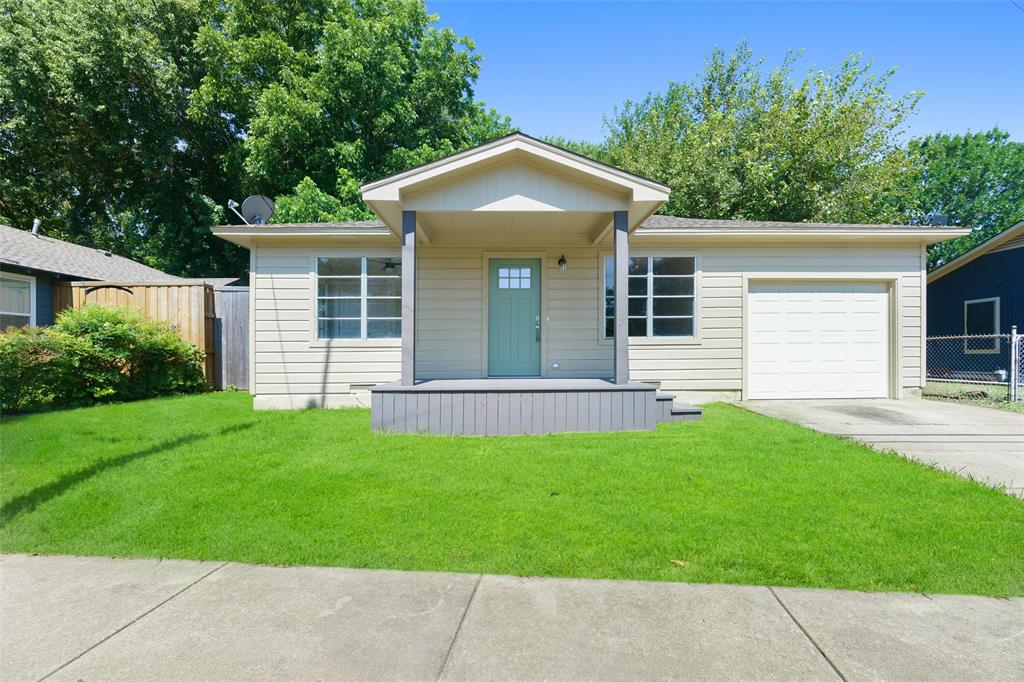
(613, 210, 629, 384)
(401, 210, 416, 385)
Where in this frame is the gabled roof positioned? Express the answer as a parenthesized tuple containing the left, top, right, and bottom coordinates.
(359, 132, 671, 236)
(927, 220, 1024, 283)
(0, 224, 180, 282)
(361, 132, 669, 194)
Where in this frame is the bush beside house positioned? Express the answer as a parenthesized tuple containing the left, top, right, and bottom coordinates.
(0, 305, 205, 413)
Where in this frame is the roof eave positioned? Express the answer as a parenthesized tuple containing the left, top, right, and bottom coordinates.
(927, 221, 1024, 283)
(635, 227, 969, 243)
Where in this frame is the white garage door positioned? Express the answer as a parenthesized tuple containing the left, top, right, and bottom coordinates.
(747, 282, 890, 399)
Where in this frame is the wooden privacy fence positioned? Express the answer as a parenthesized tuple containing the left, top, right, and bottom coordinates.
(53, 281, 217, 385)
(213, 286, 250, 390)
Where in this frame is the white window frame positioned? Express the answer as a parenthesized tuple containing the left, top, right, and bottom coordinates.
(0, 271, 36, 327)
(313, 255, 401, 342)
(963, 296, 1000, 354)
(601, 254, 699, 342)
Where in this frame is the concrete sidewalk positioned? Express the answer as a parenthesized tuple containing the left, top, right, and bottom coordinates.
(2, 554, 1021, 681)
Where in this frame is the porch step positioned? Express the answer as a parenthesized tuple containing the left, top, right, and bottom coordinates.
(655, 392, 703, 423)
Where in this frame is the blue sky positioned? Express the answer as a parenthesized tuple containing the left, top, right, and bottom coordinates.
(427, 1, 1024, 142)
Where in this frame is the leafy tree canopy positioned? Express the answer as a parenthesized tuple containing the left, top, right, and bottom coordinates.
(602, 43, 921, 225)
(0, 0, 511, 275)
(908, 129, 1024, 269)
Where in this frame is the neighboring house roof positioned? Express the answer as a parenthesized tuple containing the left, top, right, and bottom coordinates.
(927, 221, 1024, 284)
(0, 224, 179, 282)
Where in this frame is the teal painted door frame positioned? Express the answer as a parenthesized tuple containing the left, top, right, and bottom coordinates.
(487, 259, 541, 376)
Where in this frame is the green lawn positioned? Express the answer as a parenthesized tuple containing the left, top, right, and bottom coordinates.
(924, 380, 1024, 413)
(2, 393, 1022, 596)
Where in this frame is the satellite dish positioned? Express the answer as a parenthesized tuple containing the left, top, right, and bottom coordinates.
(241, 195, 275, 224)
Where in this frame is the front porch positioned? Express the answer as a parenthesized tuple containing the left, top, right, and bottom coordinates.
(370, 379, 701, 435)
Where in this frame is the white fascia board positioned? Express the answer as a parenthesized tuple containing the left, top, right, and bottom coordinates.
(211, 226, 394, 248)
(926, 221, 1024, 283)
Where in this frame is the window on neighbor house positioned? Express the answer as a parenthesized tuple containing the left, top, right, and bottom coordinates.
(604, 256, 696, 338)
(963, 297, 1000, 354)
(0, 274, 34, 329)
(316, 256, 401, 339)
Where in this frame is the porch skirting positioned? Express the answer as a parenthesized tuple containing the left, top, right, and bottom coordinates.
(370, 379, 701, 435)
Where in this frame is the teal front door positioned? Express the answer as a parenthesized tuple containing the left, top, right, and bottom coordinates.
(488, 259, 541, 376)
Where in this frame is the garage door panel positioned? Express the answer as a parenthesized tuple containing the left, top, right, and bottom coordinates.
(747, 282, 889, 399)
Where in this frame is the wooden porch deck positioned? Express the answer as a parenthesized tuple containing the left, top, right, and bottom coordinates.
(370, 379, 701, 435)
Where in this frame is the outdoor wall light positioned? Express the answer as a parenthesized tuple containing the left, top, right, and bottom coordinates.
(558, 255, 567, 271)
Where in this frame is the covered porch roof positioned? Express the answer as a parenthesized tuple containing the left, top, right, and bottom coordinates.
(360, 132, 671, 245)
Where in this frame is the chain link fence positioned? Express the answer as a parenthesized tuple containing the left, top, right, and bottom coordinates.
(924, 326, 1021, 403)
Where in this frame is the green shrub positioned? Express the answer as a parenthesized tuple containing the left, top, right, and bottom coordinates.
(0, 305, 205, 413)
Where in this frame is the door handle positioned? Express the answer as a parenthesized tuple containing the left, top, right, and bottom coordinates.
(535, 315, 541, 342)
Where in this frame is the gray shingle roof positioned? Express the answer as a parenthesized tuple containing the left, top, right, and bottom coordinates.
(225, 216, 952, 232)
(638, 215, 952, 230)
(253, 220, 388, 229)
(0, 224, 180, 281)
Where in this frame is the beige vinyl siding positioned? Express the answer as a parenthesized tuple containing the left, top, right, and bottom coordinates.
(252, 243, 401, 408)
(250, 238, 926, 408)
(417, 243, 612, 379)
(628, 244, 924, 399)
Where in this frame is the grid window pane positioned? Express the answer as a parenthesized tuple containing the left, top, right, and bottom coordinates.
(367, 299, 401, 317)
(367, 319, 401, 338)
(367, 278, 400, 297)
(316, 255, 402, 340)
(652, 257, 694, 276)
(317, 257, 360, 276)
(366, 258, 401, 276)
(318, 298, 360, 318)
(318, 319, 360, 339)
(604, 255, 698, 339)
(653, 277, 694, 296)
(653, 317, 694, 337)
(653, 297, 694, 317)
(627, 277, 647, 296)
(318, 278, 360, 297)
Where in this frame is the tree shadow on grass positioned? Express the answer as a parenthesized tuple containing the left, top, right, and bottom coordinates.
(0, 422, 256, 526)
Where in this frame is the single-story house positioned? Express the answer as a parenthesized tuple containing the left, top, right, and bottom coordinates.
(212, 133, 966, 434)
(926, 220, 1023, 377)
(0, 223, 180, 328)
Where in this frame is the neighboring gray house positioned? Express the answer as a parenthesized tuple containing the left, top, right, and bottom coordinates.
(0, 223, 179, 328)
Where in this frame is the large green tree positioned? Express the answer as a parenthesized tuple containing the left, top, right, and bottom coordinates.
(192, 0, 511, 224)
(908, 129, 1024, 269)
(0, 0, 510, 274)
(603, 43, 921, 225)
(0, 0, 233, 275)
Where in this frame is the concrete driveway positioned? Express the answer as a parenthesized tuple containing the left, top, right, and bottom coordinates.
(741, 398, 1024, 496)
